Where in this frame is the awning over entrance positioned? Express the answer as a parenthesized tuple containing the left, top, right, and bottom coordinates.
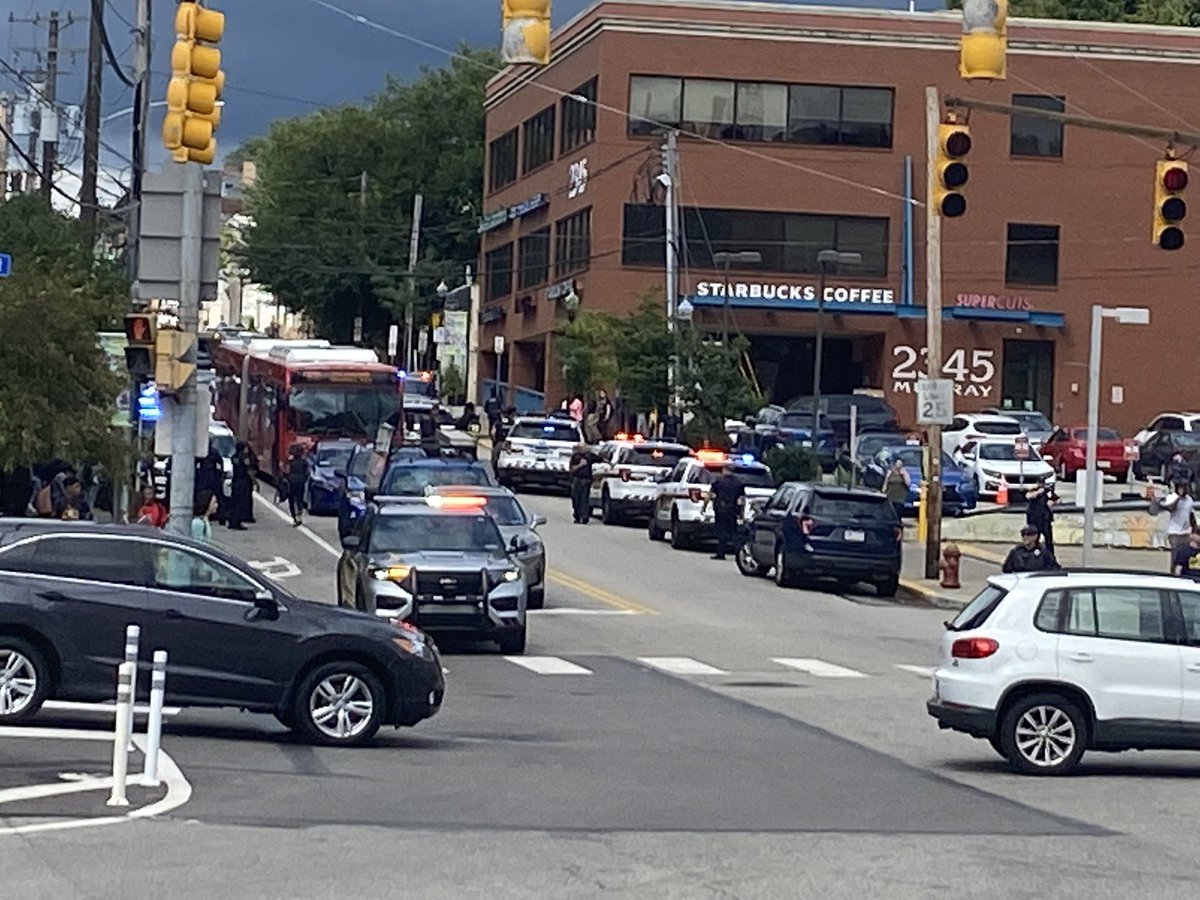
(685, 296, 1065, 328)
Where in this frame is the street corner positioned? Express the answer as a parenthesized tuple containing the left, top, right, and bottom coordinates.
(897, 576, 970, 610)
(0, 725, 191, 836)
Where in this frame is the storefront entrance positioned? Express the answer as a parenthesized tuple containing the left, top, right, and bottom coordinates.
(747, 334, 885, 405)
(1001, 339, 1055, 415)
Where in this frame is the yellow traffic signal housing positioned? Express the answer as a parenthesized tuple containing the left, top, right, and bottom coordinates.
(960, 0, 1007, 81)
(124, 312, 156, 346)
(502, 0, 551, 66)
(933, 123, 971, 218)
(155, 330, 196, 392)
(162, 2, 226, 164)
(1153, 158, 1188, 251)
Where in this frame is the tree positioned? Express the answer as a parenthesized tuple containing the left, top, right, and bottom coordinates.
(678, 335, 762, 446)
(946, 0, 1198, 25)
(234, 46, 501, 345)
(556, 311, 621, 397)
(614, 291, 673, 415)
(0, 194, 128, 472)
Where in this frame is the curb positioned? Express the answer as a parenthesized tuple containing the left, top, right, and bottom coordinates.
(898, 577, 970, 610)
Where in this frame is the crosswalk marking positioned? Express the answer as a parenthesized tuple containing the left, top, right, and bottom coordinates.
(894, 665, 935, 678)
(771, 658, 869, 679)
(504, 656, 593, 675)
(637, 657, 728, 676)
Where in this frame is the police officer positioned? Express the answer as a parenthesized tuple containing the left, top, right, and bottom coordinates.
(709, 462, 745, 561)
(1002, 524, 1057, 573)
(568, 443, 593, 524)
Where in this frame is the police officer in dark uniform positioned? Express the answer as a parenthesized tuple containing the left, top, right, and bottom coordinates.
(709, 462, 745, 560)
(419, 405, 441, 458)
(1002, 524, 1057, 573)
(568, 443, 593, 524)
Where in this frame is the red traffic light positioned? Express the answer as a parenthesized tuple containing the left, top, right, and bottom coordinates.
(1163, 165, 1188, 192)
(124, 313, 155, 345)
(944, 131, 971, 157)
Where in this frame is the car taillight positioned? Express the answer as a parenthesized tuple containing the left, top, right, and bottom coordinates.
(688, 488, 703, 503)
(620, 469, 631, 482)
(951, 637, 999, 659)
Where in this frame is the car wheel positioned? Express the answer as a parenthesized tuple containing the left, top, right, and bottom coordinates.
(774, 546, 795, 588)
(1000, 693, 1087, 776)
(0, 639, 48, 722)
(497, 627, 527, 655)
(876, 574, 900, 598)
(528, 585, 545, 609)
(669, 512, 690, 551)
(293, 661, 384, 747)
(736, 540, 767, 577)
(601, 490, 618, 525)
(648, 513, 665, 542)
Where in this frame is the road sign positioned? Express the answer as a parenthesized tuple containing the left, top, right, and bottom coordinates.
(0, 253, 11, 277)
(494, 335, 505, 355)
(387, 325, 398, 359)
(1014, 436, 1031, 460)
(915, 379, 954, 426)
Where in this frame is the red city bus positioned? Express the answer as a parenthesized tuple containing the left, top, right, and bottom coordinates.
(212, 338, 409, 479)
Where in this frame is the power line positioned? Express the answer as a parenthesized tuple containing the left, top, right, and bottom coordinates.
(0, 116, 128, 212)
(98, 8, 134, 88)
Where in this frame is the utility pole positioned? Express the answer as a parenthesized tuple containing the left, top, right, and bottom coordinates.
(924, 86, 945, 580)
(404, 193, 424, 372)
(0, 96, 9, 196)
(40, 11, 61, 205)
(80, 0, 104, 237)
(129, 0, 152, 296)
(662, 129, 679, 414)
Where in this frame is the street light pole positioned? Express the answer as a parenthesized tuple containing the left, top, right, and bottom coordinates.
(812, 249, 861, 425)
(712, 251, 762, 347)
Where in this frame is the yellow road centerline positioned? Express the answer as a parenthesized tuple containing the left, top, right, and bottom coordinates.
(546, 569, 660, 616)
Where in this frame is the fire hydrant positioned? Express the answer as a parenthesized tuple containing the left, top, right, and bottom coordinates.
(940, 542, 962, 590)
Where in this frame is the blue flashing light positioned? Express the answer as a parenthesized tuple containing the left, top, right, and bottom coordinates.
(396, 369, 408, 381)
(543, 425, 556, 433)
(740, 453, 756, 464)
(137, 381, 162, 422)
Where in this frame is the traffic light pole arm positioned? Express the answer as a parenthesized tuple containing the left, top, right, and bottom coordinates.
(944, 96, 1200, 149)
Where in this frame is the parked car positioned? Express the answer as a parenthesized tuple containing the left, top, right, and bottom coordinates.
(983, 407, 1054, 451)
(769, 411, 840, 470)
(959, 439, 1056, 499)
(941, 413, 1025, 456)
(1135, 430, 1200, 483)
(0, 520, 444, 746)
(860, 445, 978, 516)
(1132, 412, 1200, 445)
(737, 483, 902, 596)
(928, 569, 1200, 775)
(1040, 426, 1130, 480)
(787, 394, 900, 444)
(377, 457, 496, 498)
(495, 416, 585, 492)
(307, 439, 359, 515)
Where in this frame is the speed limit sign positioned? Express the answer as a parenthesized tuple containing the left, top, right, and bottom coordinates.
(915, 379, 954, 426)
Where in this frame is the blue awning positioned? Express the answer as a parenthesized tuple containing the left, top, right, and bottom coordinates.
(684, 296, 1065, 328)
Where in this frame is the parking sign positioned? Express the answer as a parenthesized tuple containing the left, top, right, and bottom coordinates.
(1015, 436, 1031, 460)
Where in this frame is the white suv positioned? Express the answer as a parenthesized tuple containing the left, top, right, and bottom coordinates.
(928, 570, 1200, 775)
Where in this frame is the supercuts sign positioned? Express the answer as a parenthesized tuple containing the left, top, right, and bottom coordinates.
(694, 281, 895, 305)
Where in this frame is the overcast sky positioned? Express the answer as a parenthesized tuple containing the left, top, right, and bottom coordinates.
(1, 0, 941, 197)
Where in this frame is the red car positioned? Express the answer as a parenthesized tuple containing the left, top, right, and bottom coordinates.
(1040, 426, 1130, 479)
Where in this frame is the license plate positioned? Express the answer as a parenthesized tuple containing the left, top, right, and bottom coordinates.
(844, 529, 865, 542)
(1098, 460, 1111, 469)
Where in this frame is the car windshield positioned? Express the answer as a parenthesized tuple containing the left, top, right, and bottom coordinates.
(883, 447, 958, 472)
(977, 443, 1019, 461)
(381, 465, 492, 496)
(778, 414, 828, 431)
(699, 465, 774, 488)
(209, 433, 235, 458)
(975, 420, 1023, 436)
(348, 450, 373, 478)
(289, 386, 400, 437)
(369, 513, 502, 553)
(315, 446, 353, 469)
(1004, 411, 1052, 432)
(811, 493, 895, 520)
(478, 495, 527, 526)
(509, 422, 582, 442)
(628, 447, 690, 466)
(948, 584, 1008, 631)
(403, 378, 436, 398)
(857, 434, 908, 458)
(1071, 428, 1120, 441)
(1175, 433, 1200, 447)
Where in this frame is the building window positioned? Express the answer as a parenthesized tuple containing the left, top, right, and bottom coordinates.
(486, 243, 514, 301)
(518, 228, 551, 290)
(1005, 223, 1060, 287)
(488, 129, 517, 193)
(555, 208, 591, 277)
(680, 79, 735, 139)
(521, 106, 556, 174)
(561, 78, 597, 154)
(629, 76, 682, 135)
(788, 85, 894, 148)
(621, 204, 888, 277)
(1011, 94, 1065, 158)
(734, 82, 788, 142)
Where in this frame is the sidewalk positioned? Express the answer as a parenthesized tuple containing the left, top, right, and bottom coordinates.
(898, 539, 1174, 609)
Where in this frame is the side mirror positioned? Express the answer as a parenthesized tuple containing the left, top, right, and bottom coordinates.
(341, 534, 361, 551)
(532, 515, 547, 527)
(509, 536, 529, 553)
(246, 591, 279, 622)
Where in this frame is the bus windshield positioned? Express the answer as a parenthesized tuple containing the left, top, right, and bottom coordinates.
(288, 386, 400, 437)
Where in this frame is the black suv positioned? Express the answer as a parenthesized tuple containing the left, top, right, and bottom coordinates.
(0, 520, 444, 746)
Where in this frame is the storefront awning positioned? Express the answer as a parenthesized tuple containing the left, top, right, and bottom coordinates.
(895, 306, 1066, 328)
(687, 295, 1065, 328)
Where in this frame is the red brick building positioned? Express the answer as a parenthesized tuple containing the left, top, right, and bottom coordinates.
(477, 0, 1200, 434)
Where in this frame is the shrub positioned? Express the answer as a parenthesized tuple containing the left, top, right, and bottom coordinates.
(763, 444, 821, 485)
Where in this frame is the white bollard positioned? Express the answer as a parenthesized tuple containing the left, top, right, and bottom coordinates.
(107, 662, 134, 807)
(124, 625, 140, 752)
(140, 651, 168, 788)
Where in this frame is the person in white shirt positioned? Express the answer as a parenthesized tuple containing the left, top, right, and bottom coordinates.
(1163, 482, 1196, 562)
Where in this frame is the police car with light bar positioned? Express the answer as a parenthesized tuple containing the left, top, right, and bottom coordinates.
(335, 494, 529, 654)
(495, 416, 584, 491)
(589, 433, 693, 524)
(648, 451, 776, 550)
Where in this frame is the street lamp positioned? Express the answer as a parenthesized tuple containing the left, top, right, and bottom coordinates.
(1083, 305, 1150, 565)
(712, 250, 762, 343)
(676, 298, 694, 324)
(436, 280, 449, 299)
(812, 249, 861, 421)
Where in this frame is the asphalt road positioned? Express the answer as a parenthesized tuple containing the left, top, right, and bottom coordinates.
(3, 486, 1200, 896)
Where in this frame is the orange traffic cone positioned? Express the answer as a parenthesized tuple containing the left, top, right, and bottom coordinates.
(995, 480, 1009, 505)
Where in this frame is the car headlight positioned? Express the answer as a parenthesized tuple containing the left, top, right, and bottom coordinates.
(503, 568, 521, 582)
(490, 568, 521, 583)
(370, 565, 411, 582)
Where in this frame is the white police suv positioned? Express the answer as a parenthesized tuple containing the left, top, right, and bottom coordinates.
(494, 416, 584, 492)
(648, 451, 775, 550)
(589, 433, 693, 525)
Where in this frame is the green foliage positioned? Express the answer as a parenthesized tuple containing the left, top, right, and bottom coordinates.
(440, 362, 465, 403)
(678, 335, 762, 437)
(680, 419, 732, 451)
(556, 310, 621, 396)
(946, 0, 1199, 24)
(235, 46, 501, 344)
(0, 194, 128, 472)
(614, 291, 673, 414)
(764, 444, 822, 485)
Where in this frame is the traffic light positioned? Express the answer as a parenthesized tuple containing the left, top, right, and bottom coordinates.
(501, 0, 551, 66)
(1153, 158, 1188, 251)
(155, 329, 196, 392)
(124, 312, 156, 346)
(933, 122, 971, 218)
(162, 1, 225, 165)
(960, 0, 1007, 81)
